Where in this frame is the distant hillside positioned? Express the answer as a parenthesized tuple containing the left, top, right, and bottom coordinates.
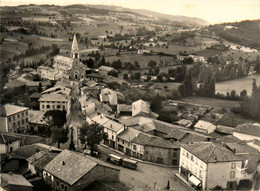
(208, 20, 260, 49)
(83, 4, 208, 26)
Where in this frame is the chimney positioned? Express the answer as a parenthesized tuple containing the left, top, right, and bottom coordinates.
(233, 148, 236, 154)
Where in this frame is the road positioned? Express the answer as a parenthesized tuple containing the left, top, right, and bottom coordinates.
(98, 145, 193, 191)
(60, 85, 83, 150)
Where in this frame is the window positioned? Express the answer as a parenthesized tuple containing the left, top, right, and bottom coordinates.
(117, 138, 119, 142)
(57, 105, 61, 109)
(122, 140, 124, 144)
(22, 113, 24, 117)
(42, 105, 45, 109)
(8, 117, 11, 122)
(230, 171, 235, 179)
(191, 155, 194, 162)
(46, 105, 50, 109)
(22, 119, 24, 124)
(173, 151, 177, 158)
(112, 135, 114, 140)
(62, 184, 64, 189)
(13, 116, 15, 120)
(182, 150, 185, 156)
(56, 181, 59, 186)
(17, 114, 20, 118)
(52, 105, 55, 109)
(26, 118, 28, 122)
(231, 163, 236, 169)
(186, 152, 189, 159)
(133, 145, 136, 150)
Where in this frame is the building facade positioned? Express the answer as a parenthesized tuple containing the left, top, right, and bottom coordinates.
(0, 104, 29, 133)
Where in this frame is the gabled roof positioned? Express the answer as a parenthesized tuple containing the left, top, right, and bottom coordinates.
(14, 143, 61, 159)
(27, 151, 58, 171)
(39, 93, 70, 102)
(90, 115, 110, 125)
(225, 142, 259, 155)
(102, 119, 124, 132)
(44, 150, 97, 185)
(179, 133, 209, 143)
(0, 104, 28, 116)
(0, 133, 21, 144)
(194, 120, 216, 130)
(132, 133, 153, 145)
(146, 136, 179, 149)
(132, 99, 150, 116)
(4, 79, 26, 88)
(181, 142, 242, 163)
(29, 110, 46, 125)
(1, 173, 33, 188)
(54, 55, 73, 63)
(117, 127, 141, 142)
(234, 123, 260, 137)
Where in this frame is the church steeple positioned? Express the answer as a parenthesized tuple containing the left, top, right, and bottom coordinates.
(71, 34, 79, 59)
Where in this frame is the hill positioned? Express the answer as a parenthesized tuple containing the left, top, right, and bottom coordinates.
(208, 20, 260, 49)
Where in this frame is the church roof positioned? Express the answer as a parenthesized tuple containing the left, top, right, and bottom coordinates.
(71, 34, 79, 52)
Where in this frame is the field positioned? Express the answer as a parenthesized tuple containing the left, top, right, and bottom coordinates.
(215, 114, 256, 127)
(216, 73, 260, 96)
(195, 49, 224, 57)
(180, 96, 240, 110)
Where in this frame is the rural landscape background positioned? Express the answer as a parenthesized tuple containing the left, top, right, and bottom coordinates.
(0, 0, 260, 191)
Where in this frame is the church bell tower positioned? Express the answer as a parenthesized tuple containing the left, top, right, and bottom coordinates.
(71, 34, 79, 60)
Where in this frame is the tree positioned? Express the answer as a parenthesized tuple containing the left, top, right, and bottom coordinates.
(107, 70, 118, 77)
(150, 95, 163, 113)
(134, 61, 140, 70)
(148, 60, 157, 68)
(51, 126, 68, 149)
(123, 73, 129, 80)
(231, 90, 237, 99)
(240, 89, 247, 100)
(43, 110, 67, 128)
(254, 62, 260, 73)
(37, 82, 42, 93)
(79, 123, 108, 155)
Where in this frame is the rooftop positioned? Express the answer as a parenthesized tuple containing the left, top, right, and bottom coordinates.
(182, 142, 242, 163)
(29, 110, 46, 125)
(225, 142, 259, 155)
(0, 133, 21, 144)
(44, 150, 97, 185)
(71, 34, 79, 52)
(1, 173, 33, 188)
(0, 104, 28, 117)
(102, 119, 124, 132)
(194, 120, 216, 130)
(99, 65, 115, 72)
(39, 93, 70, 102)
(54, 55, 73, 63)
(117, 127, 141, 142)
(27, 151, 58, 171)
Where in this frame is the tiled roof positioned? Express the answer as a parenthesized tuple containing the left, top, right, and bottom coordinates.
(44, 150, 97, 185)
(117, 104, 132, 113)
(6, 133, 45, 146)
(29, 110, 46, 125)
(132, 99, 150, 116)
(225, 142, 259, 155)
(117, 127, 141, 142)
(1, 173, 33, 187)
(27, 151, 58, 171)
(0, 104, 28, 116)
(132, 133, 153, 145)
(39, 93, 70, 102)
(234, 123, 260, 137)
(42, 85, 71, 96)
(54, 55, 73, 63)
(90, 115, 110, 125)
(0, 133, 21, 144)
(215, 125, 234, 135)
(145, 137, 179, 149)
(165, 128, 188, 140)
(194, 120, 216, 130)
(5, 79, 26, 88)
(14, 143, 61, 159)
(237, 154, 260, 173)
(102, 119, 124, 132)
(179, 133, 209, 143)
(215, 135, 240, 144)
(182, 142, 242, 163)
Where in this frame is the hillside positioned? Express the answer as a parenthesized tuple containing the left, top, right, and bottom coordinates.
(208, 20, 260, 49)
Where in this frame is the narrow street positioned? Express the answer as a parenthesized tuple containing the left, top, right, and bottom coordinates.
(60, 84, 83, 149)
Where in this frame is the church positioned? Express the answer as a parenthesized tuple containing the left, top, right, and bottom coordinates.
(38, 34, 91, 81)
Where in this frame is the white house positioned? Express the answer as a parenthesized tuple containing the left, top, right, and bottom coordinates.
(132, 99, 150, 117)
(194, 120, 216, 135)
(0, 104, 29, 133)
(38, 93, 71, 118)
(0, 133, 21, 153)
(179, 142, 243, 190)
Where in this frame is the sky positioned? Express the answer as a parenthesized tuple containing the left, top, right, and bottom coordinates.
(1, 0, 260, 24)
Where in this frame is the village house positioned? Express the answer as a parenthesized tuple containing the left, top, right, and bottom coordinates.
(0, 133, 21, 154)
(90, 115, 124, 149)
(98, 65, 117, 76)
(116, 104, 132, 118)
(0, 104, 29, 133)
(132, 99, 158, 118)
(179, 142, 243, 190)
(100, 88, 118, 109)
(38, 93, 71, 118)
(43, 150, 120, 191)
(41, 85, 71, 96)
(117, 127, 141, 156)
(194, 120, 216, 135)
(1, 172, 33, 191)
(233, 123, 260, 141)
(85, 73, 105, 82)
(28, 110, 46, 132)
(27, 151, 58, 177)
